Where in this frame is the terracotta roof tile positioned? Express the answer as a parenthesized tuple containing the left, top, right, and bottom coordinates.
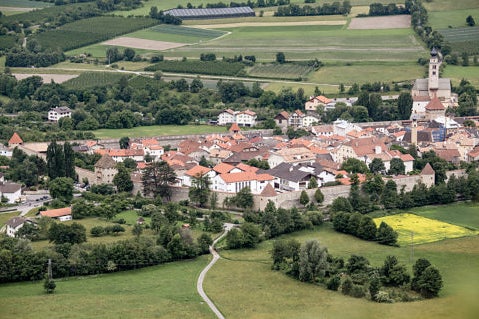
(425, 97, 445, 111)
(185, 165, 211, 177)
(213, 162, 235, 174)
(8, 132, 23, 145)
(421, 163, 435, 175)
(260, 183, 277, 197)
(40, 207, 72, 218)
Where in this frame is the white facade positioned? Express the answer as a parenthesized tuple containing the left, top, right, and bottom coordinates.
(0, 145, 12, 157)
(0, 183, 22, 204)
(212, 173, 273, 194)
(302, 114, 320, 128)
(48, 107, 72, 122)
(218, 110, 236, 125)
(218, 109, 256, 127)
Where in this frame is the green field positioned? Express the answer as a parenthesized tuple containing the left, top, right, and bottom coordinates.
(412, 202, 479, 230)
(33, 16, 158, 52)
(438, 26, 479, 54)
(63, 72, 129, 89)
(442, 65, 479, 87)
(0, 257, 213, 319)
(248, 63, 313, 80)
(207, 225, 479, 319)
(163, 26, 425, 62)
(145, 60, 246, 76)
(90, 124, 227, 139)
(0, 210, 19, 228)
(424, 0, 479, 11)
(429, 9, 479, 29)
(0, 0, 52, 8)
(309, 61, 424, 85)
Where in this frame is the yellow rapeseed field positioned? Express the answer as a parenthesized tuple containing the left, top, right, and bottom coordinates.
(374, 213, 479, 245)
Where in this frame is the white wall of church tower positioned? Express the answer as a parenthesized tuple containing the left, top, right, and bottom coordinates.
(428, 48, 440, 91)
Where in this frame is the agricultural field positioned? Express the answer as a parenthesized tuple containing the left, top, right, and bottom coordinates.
(437, 26, 479, 55)
(207, 225, 479, 319)
(442, 65, 479, 87)
(424, 0, 479, 11)
(162, 26, 425, 62)
(309, 61, 424, 85)
(412, 202, 479, 230)
(145, 60, 246, 76)
(0, 0, 52, 8)
(90, 124, 227, 139)
(13, 73, 78, 84)
(32, 16, 158, 52)
(0, 35, 18, 50)
(63, 72, 129, 90)
(428, 9, 479, 29)
(247, 63, 313, 80)
(0, 2, 95, 24)
(374, 213, 478, 246)
(0, 257, 213, 319)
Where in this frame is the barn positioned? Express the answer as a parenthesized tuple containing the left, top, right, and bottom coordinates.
(163, 7, 255, 20)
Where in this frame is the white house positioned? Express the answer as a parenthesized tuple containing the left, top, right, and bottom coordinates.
(235, 110, 257, 127)
(217, 109, 257, 127)
(333, 119, 361, 137)
(218, 109, 236, 126)
(0, 182, 22, 204)
(302, 113, 321, 128)
(40, 207, 73, 221)
(268, 147, 316, 169)
(212, 171, 274, 194)
(48, 106, 72, 122)
(305, 95, 332, 112)
(5, 217, 36, 237)
(182, 165, 216, 187)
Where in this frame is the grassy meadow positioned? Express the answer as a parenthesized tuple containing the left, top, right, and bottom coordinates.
(412, 202, 479, 230)
(442, 65, 479, 87)
(0, 210, 19, 228)
(207, 225, 479, 319)
(0, 0, 52, 8)
(0, 257, 213, 319)
(89, 124, 227, 139)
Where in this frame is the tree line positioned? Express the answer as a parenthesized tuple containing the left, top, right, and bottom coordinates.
(271, 239, 443, 301)
(274, 1, 352, 17)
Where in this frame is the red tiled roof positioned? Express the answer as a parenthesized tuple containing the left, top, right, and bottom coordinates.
(9, 132, 23, 145)
(40, 207, 72, 218)
(213, 162, 235, 174)
(260, 183, 277, 197)
(421, 163, 435, 175)
(425, 97, 445, 111)
(96, 149, 144, 157)
(236, 163, 259, 173)
(229, 123, 241, 132)
(185, 165, 211, 177)
(220, 172, 273, 183)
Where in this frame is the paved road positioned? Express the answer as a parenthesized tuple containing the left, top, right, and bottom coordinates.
(197, 223, 235, 319)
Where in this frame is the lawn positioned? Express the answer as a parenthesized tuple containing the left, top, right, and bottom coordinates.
(374, 213, 478, 246)
(89, 124, 227, 139)
(309, 62, 424, 85)
(0, 257, 213, 319)
(207, 225, 479, 319)
(412, 202, 479, 230)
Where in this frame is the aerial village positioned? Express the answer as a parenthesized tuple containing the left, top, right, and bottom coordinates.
(2, 49, 478, 224)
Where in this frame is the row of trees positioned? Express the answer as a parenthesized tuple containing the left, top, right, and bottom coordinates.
(271, 239, 442, 301)
(332, 212, 398, 246)
(274, 2, 352, 16)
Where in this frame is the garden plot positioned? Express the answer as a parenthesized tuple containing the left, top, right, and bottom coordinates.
(102, 37, 187, 51)
(349, 15, 411, 29)
(374, 213, 478, 246)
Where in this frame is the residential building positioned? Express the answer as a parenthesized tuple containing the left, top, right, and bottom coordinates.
(5, 217, 36, 237)
(48, 106, 72, 122)
(40, 207, 72, 221)
(212, 171, 274, 194)
(0, 182, 22, 203)
(217, 109, 257, 127)
(274, 111, 289, 129)
(305, 95, 332, 112)
(268, 147, 316, 168)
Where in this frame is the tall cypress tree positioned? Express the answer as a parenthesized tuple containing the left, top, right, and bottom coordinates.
(63, 142, 76, 179)
(46, 140, 65, 179)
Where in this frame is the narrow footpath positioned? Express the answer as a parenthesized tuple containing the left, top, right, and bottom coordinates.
(197, 224, 234, 319)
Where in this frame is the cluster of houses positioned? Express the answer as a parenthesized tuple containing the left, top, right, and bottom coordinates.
(3, 49, 479, 238)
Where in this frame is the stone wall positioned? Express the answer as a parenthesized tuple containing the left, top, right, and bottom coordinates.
(75, 167, 96, 185)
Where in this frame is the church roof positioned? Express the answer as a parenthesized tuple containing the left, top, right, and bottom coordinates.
(421, 163, 435, 175)
(425, 97, 445, 111)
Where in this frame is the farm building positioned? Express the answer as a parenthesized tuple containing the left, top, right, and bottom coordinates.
(163, 7, 255, 19)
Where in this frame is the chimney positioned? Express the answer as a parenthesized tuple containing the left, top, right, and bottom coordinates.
(375, 146, 381, 154)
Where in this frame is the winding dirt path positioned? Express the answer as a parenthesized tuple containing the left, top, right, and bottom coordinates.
(197, 224, 234, 319)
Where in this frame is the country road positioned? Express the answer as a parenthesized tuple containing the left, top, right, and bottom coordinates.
(197, 223, 235, 319)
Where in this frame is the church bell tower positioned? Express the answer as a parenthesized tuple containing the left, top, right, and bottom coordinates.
(428, 48, 440, 92)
